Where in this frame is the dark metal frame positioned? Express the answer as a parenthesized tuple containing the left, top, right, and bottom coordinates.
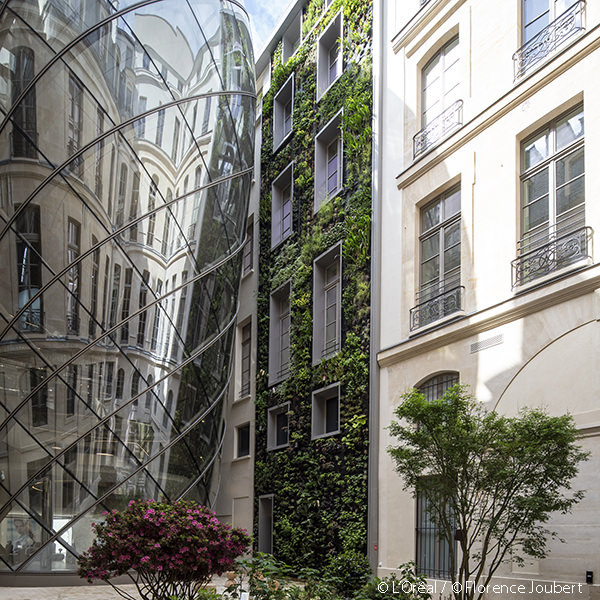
(413, 100, 463, 160)
(511, 226, 591, 287)
(410, 284, 464, 331)
(513, 1, 585, 79)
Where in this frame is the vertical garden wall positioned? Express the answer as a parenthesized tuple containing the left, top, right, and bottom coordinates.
(255, 0, 373, 572)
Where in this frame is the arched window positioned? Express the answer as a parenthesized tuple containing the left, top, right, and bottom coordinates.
(422, 36, 460, 127)
(418, 371, 459, 401)
(415, 371, 459, 581)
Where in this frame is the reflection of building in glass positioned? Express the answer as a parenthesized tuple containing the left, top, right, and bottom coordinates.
(0, 0, 255, 577)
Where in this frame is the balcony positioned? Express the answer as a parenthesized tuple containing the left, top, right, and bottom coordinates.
(19, 307, 42, 332)
(513, 1, 585, 80)
(410, 281, 464, 332)
(511, 225, 591, 288)
(413, 100, 463, 160)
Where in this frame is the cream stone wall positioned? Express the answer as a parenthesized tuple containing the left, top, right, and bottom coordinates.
(377, 0, 600, 593)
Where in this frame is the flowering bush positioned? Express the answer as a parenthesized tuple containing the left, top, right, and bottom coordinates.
(77, 499, 250, 600)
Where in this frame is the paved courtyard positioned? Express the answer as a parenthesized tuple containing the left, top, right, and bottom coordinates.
(0, 576, 229, 599)
(0, 583, 142, 600)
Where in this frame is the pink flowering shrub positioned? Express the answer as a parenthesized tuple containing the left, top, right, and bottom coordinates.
(77, 499, 250, 600)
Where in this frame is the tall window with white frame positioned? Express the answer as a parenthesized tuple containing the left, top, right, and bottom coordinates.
(311, 384, 340, 439)
(315, 112, 342, 211)
(313, 245, 341, 363)
(415, 36, 461, 158)
(282, 12, 301, 62)
(317, 12, 342, 99)
(267, 403, 289, 450)
(412, 186, 461, 330)
(422, 36, 460, 128)
(273, 74, 294, 150)
(272, 164, 293, 247)
(416, 372, 459, 580)
(269, 283, 291, 385)
(240, 322, 251, 398)
(515, 105, 585, 286)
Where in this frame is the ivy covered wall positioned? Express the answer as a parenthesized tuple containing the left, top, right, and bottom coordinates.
(254, 0, 373, 572)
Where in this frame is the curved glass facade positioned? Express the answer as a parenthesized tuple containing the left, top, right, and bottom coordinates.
(0, 0, 255, 574)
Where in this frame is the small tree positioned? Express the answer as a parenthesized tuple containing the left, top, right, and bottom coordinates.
(388, 385, 589, 600)
(78, 499, 250, 600)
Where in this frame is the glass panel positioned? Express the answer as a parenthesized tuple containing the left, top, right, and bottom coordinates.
(0, 0, 254, 576)
(422, 233, 440, 262)
(443, 222, 461, 274)
(325, 396, 338, 433)
(556, 109, 584, 150)
(524, 131, 549, 169)
(422, 54, 442, 124)
(0, 511, 45, 570)
(442, 38, 460, 110)
(276, 411, 288, 446)
(556, 147, 584, 187)
(421, 201, 441, 232)
(524, 14, 550, 43)
(444, 188, 461, 217)
(557, 177, 584, 216)
(524, 0, 549, 24)
(523, 198, 549, 233)
(444, 221, 460, 250)
(522, 167, 549, 206)
(444, 245, 460, 275)
(421, 257, 440, 289)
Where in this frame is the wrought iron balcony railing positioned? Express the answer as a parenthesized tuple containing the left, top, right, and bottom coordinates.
(511, 226, 591, 288)
(413, 100, 463, 160)
(513, 1, 585, 79)
(410, 284, 464, 331)
(19, 308, 42, 332)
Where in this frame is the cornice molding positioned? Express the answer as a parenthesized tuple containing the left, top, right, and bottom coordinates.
(377, 265, 600, 368)
(391, 0, 466, 56)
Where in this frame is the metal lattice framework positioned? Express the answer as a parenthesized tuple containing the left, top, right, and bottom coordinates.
(0, 0, 255, 575)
